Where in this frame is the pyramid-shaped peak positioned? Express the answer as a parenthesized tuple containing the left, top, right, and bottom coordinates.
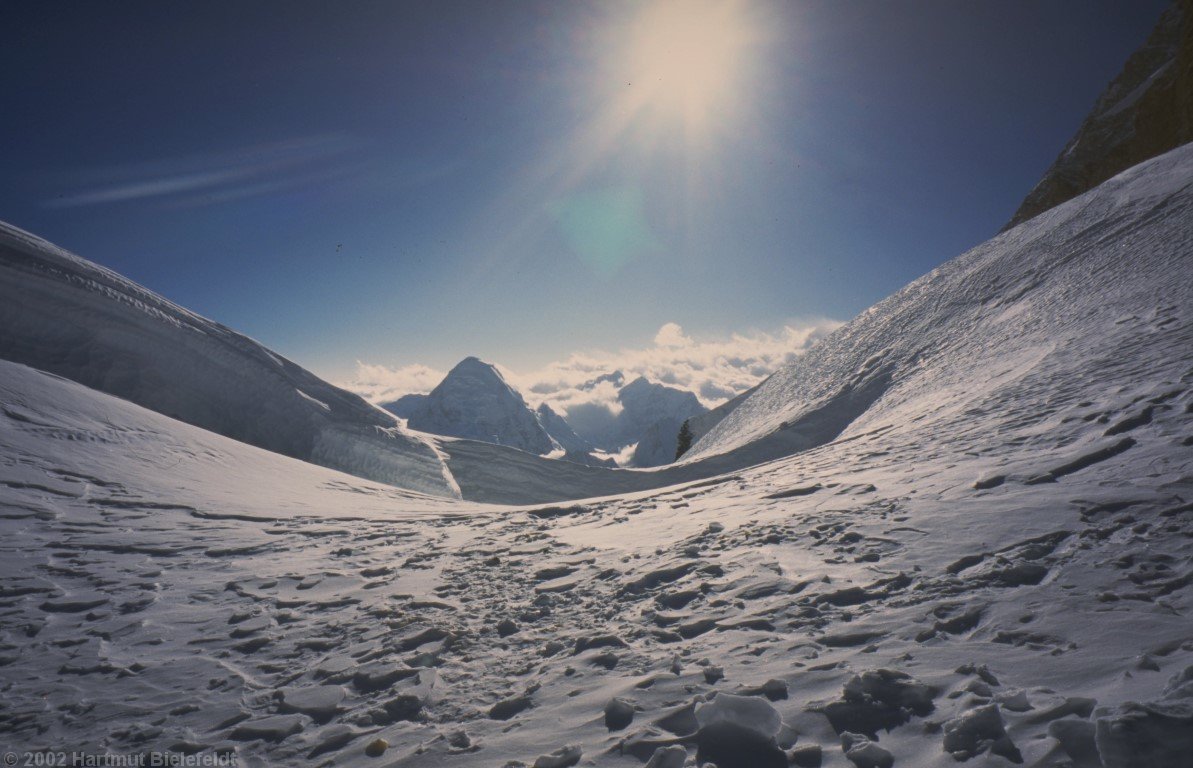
(443, 356, 510, 385)
(451, 356, 498, 373)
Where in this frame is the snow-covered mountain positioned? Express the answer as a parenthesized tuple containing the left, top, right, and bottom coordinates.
(579, 369, 626, 390)
(0, 222, 456, 498)
(2, 14, 1192, 764)
(404, 357, 557, 455)
(556, 375, 709, 466)
(617, 376, 708, 467)
(536, 402, 593, 454)
(381, 392, 428, 420)
(382, 362, 619, 468)
(629, 415, 690, 467)
(0, 141, 1190, 766)
(385, 363, 709, 468)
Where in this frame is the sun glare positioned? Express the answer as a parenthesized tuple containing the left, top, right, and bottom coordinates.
(621, 0, 753, 134)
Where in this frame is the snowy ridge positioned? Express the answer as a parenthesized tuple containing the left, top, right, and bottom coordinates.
(0, 221, 457, 498)
(689, 143, 1193, 465)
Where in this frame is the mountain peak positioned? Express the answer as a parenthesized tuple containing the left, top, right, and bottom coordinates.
(405, 356, 554, 454)
(449, 355, 501, 376)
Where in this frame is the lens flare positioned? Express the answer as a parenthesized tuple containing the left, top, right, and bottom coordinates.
(621, 0, 754, 135)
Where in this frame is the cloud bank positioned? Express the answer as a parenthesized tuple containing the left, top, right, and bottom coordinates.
(344, 319, 842, 421)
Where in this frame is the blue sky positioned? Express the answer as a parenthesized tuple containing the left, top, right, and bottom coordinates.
(1, 0, 1168, 384)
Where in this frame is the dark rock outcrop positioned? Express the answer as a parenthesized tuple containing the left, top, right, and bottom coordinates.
(1005, 2, 1192, 230)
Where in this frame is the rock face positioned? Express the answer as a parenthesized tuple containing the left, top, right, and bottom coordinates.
(405, 357, 556, 454)
(1004, 2, 1193, 230)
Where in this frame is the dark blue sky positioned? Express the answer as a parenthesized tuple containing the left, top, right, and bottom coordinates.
(1, 0, 1169, 379)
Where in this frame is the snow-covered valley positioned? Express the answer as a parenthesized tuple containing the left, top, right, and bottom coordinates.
(1, 136, 1191, 768)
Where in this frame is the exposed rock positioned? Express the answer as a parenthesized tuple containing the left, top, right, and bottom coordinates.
(1004, 3, 1193, 229)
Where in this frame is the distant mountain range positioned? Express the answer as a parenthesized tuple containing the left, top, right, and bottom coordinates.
(382, 360, 717, 467)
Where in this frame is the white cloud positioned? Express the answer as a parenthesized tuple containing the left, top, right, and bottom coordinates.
(343, 319, 844, 418)
(653, 322, 690, 348)
(343, 362, 447, 404)
(511, 320, 842, 416)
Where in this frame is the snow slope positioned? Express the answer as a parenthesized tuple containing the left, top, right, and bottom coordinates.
(432, 143, 1193, 503)
(0, 141, 1189, 768)
(689, 143, 1193, 468)
(0, 223, 457, 498)
(686, 379, 763, 444)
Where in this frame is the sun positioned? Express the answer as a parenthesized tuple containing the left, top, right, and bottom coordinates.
(621, 0, 753, 134)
